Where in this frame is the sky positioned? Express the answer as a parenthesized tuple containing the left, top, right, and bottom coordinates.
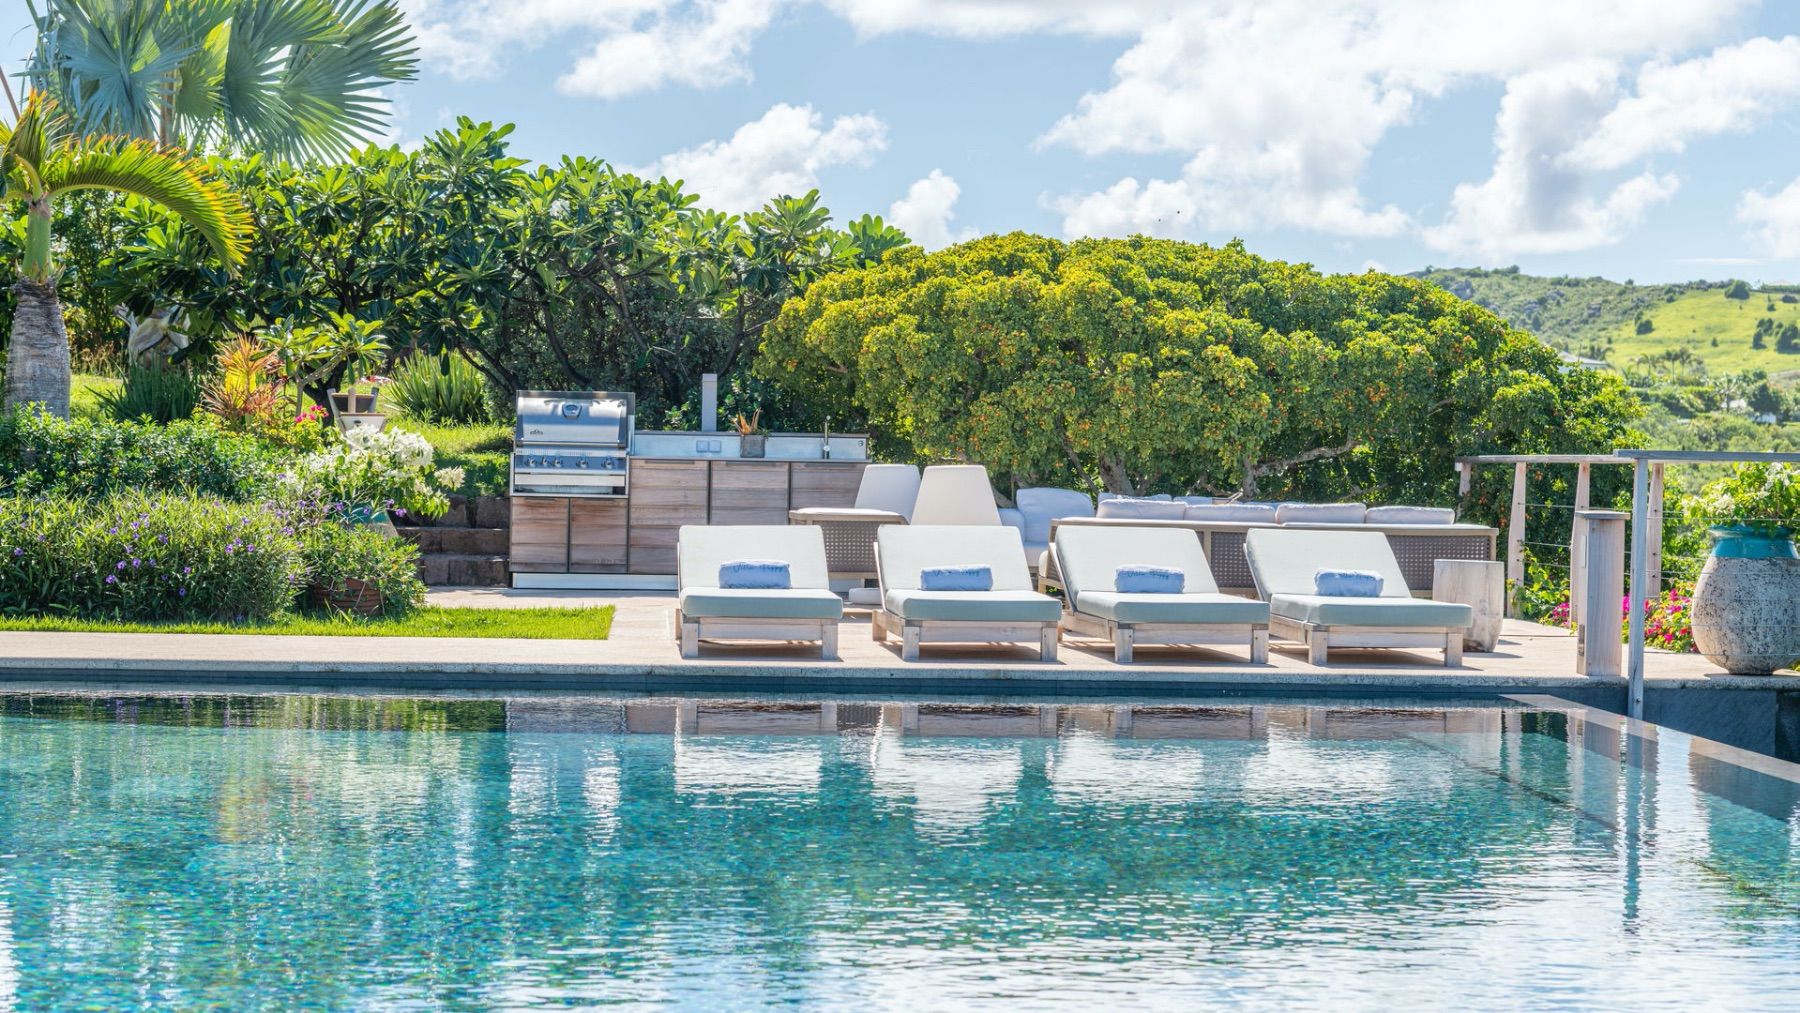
(10, 0, 1800, 283)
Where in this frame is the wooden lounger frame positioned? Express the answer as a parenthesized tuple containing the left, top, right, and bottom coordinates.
(674, 609, 839, 661)
(1268, 615, 1463, 667)
(1058, 609, 1269, 665)
(872, 550, 1059, 663)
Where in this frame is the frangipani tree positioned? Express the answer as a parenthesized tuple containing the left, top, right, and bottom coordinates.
(2, 95, 249, 415)
(27, 0, 417, 160)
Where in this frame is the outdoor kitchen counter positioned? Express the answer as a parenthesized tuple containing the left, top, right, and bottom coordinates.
(510, 457, 868, 578)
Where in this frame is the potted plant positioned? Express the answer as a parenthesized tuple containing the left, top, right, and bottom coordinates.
(735, 410, 766, 458)
(1688, 463, 1800, 675)
(300, 520, 427, 618)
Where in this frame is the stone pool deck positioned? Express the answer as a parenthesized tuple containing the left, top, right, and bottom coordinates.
(0, 588, 1790, 698)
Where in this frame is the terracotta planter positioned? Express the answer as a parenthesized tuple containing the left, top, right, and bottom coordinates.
(309, 578, 384, 617)
(1689, 526, 1800, 676)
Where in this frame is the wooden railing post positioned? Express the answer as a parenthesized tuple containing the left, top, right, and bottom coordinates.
(1575, 510, 1627, 679)
(1569, 461, 1592, 627)
(1506, 461, 1528, 617)
(1646, 463, 1665, 596)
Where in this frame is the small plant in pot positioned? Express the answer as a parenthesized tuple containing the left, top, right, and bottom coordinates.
(735, 410, 766, 458)
(298, 519, 428, 618)
(1688, 463, 1800, 675)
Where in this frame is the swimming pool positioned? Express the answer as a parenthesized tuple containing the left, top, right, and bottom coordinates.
(1, 691, 1797, 1008)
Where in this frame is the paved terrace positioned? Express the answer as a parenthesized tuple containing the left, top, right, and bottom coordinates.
(0, 588, 1788, 696)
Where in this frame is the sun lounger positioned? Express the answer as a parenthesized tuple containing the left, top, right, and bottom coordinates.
(1244, 528, 1472, 666)
(676, 525, 844, 659)
(874, 525, 1062, 661)
(1055, 525, 1270, 663)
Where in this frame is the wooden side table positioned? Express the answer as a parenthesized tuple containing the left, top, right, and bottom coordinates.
(1433, 559, 1504, 653)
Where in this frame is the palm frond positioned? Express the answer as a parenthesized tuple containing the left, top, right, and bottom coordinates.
(5, 93, 63, 182)
(41, 136, 250, 267)
(27, 0, 190, 139)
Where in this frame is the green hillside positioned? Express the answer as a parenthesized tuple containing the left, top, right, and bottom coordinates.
(1412, 266, 1800, 381)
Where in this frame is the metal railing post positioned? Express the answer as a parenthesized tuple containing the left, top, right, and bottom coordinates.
(1575, 510, 1626, 678)
(1627, 463, 1650, 719)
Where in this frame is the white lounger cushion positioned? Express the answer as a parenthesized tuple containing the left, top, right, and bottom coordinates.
(1274, 502, 1367, 525)
(1055, 525, 1269, 626)
(1244, 528, 1470, 630)
(1364, 505, 1457, 525)
(678, 525, 843, 621)
(878, 525, 1060, 621)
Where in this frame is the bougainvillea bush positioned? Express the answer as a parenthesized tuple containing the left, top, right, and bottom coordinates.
(0, 493, 303, 621)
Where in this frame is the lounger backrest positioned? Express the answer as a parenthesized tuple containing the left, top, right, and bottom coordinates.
(854, 464, 922, 518)
(1243, 528, 1411, 599)
(677, 525, 831, 590)
(877, 525, 1033, 591)
(911, 465, 1002, 526)
(1014, 487, 1095, 543)
(1055, 525, 1219, 602)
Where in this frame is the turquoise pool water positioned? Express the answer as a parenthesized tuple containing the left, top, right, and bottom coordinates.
(1, 693, 1799, 1008)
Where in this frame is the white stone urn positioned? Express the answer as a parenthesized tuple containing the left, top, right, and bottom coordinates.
(1688, 525, 1800, 676)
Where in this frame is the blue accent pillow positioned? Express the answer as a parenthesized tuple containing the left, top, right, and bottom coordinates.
(719, 560, 791, 589)
(1314, 569, 1383, 597)
(921, 565, 993, 592)
(1114, 565, 1184, 594)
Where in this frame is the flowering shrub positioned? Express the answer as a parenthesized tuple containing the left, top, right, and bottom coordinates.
(281, 427, 454, 520)
(0, 407, 278, 501)
(1697, 462, 1800, 536)
(298, 521, 427, 616)
(0, 493, 304, 621)
(1638, 584, 1696, 653)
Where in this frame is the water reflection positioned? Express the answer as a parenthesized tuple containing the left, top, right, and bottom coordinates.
(0, 693, 1797, 1007)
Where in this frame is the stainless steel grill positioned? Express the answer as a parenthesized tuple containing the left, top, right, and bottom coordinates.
(510, 390, 635, 497)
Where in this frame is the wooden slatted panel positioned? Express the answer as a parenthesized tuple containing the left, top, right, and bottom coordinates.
(570, 498, 628, 572)
(710, 461, 790, 525)
(789, 462, 865, 509)
(629, 461, 708, 573)
(509, 497, 569, 572)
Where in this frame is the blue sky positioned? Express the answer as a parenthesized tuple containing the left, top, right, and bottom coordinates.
(12, 1, 1800, 283)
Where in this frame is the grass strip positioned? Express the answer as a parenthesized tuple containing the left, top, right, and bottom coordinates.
(0, 606, 613, 640)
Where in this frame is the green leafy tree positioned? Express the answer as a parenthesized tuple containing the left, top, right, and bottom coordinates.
(26, 0, 417, 159)
(2, 96, 248, 416)
(1779, 322, 1800, 354)
(758, 234, 1642, 503)
(1724, 279, 1752, 300)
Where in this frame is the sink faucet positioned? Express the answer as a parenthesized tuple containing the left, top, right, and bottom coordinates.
(821, 417, 831, 460)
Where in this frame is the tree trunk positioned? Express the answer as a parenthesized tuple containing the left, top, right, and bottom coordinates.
(3, 279, 73, 418)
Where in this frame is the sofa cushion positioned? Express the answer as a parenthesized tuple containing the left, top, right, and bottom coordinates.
(680, 587, 844, 620)
(1270, 594, 1471, 628)
(1274, 502, 1367, 525)
(1014, 487, 1096, 544)
(1365, 505, 1457, 525)
(885, 589, 1062, 623)
(1186, 503, 1278, 523)
(1096, 497, 1189, 520)
(1076, 591, 1269, 625)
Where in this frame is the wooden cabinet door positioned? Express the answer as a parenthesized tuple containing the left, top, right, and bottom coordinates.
(628, 461, 708, 573)
(790, 462, 866, 509)
(509, 497, 569, 572)
(570, 499, 628, 572)
(709, 461, 790, 525)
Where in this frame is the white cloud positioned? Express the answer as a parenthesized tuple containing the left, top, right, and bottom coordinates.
(1565, 36, 1800, 171)
(819, 0, 1184, 38)
(636, 103, 888, 212)
(400, 0, 668, 80)
(1040, 1, 1750, 248)
(1424, 62, 1680, 259)
(1738, 178, 1800, 260)
(558, 0, 781, 99)
(888, 170, 974, 249)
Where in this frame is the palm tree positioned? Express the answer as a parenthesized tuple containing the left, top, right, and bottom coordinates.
(2, 95, 249, 415)
(26, 0, 417, 160)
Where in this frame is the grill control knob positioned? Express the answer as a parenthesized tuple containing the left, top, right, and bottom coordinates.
(552, 458, 564, 468)
(577, 459, 590, 469)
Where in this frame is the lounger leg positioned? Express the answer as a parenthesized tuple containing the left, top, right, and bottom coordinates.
(680, 622, 700, 659)
(1444, 632, 1463, 668)
(821, 622, 839, 661)
(901, 623, 921, 662)
(871, 611, 887, 642)
(1113, 626, 1133, 664)
(1307, 630, 1329, 666)
(1250, 628, 1269, 664)
(1040, 625, 1058, 663)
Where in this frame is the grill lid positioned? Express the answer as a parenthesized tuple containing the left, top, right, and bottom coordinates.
(515, 390, 635, 447)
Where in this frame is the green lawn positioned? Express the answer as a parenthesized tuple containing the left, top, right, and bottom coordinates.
(70, 372, 124, 418)
(1611, 289, 1800, 379)
(0, 605, 613, 639)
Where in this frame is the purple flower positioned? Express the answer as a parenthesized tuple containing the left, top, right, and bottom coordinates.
(157, 534, 169, 545)
(130, 559, 140, 568)
(10, 548, 20, 557)
(178, 588, 187, 597)
(182, 566, 193, 575)
(107, 527, 118, 536)
(116, 560, 127, 570)
(104, 574, 117, 585)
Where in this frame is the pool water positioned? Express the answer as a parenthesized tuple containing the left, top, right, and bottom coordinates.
(2, 693, 1799, 1009)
